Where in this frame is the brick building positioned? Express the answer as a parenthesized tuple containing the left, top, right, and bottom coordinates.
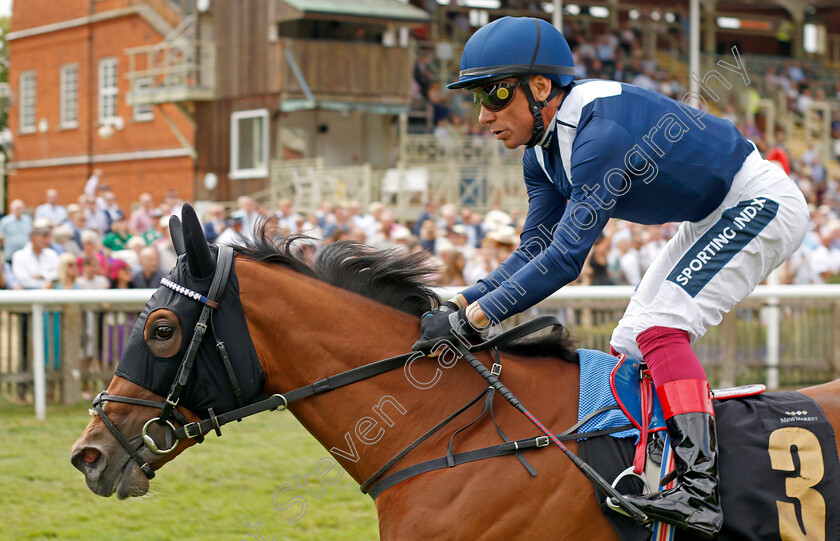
(6, 0, 428, 212)
(7, 0, 196, 212)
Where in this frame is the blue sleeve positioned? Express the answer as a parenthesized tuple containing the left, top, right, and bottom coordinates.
(460, 150, 567, 303)
(477, 117, 634, 323)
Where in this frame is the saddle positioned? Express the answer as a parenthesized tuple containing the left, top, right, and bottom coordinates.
(608, 354, 766, 477)
(581, 352, 840, 540)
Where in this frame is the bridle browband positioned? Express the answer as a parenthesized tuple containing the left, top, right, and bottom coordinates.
(90, 247, 635, 506)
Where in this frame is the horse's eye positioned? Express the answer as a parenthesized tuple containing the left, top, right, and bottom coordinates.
(154, 326, 174, 340)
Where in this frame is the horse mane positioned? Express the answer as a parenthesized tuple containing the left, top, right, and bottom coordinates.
(234, 234, 439, 317)
(498, 325, 579, 363)
(234, 233, 579, 362)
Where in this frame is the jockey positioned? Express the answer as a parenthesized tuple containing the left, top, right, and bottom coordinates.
(412, 16, 809, 538)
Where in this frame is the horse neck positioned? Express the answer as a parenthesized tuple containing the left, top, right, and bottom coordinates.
(236, 259, 440, 482)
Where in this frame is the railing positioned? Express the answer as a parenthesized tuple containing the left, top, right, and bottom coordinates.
(125, 39, 216, 105)
(5, 285, 840, 420)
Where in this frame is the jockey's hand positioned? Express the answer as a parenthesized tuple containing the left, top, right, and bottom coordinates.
(412, 301, 480, 354)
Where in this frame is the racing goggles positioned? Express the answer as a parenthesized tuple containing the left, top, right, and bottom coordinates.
(472, 78, 524, 112)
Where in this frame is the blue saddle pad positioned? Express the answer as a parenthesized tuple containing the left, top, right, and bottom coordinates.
(577, 349, 650, 440)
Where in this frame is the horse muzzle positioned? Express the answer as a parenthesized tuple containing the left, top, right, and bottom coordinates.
(70, 430, 152, 499)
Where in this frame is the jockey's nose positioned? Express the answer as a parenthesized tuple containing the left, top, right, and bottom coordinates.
(478, 105, 496, 126)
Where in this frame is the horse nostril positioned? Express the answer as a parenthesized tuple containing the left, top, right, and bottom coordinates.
(82, 448, 100, 464)
(72, 446, 105, 476)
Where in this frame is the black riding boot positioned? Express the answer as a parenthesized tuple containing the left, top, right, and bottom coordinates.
(623, 412, 723, 538)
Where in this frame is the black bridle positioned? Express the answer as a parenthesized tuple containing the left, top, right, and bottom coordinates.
(88, 245, 647, 521)
(91, 245, 236, 479)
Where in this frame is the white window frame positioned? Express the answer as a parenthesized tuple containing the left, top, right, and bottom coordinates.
(230, 109, 269, 179)
(98, 58, 118, 124)
(19, 70, 36, 134)
(132, 77, 154, 121)
(60, 63, 79, 129)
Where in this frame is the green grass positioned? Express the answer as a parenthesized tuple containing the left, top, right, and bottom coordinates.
(0, 398, 379, 541)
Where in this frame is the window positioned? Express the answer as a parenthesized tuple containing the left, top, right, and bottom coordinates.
(19, 71, 36, 133)
(230, 109, 269, 179)
(132, 77, 154, 121)
(60, 64, 79, 128)
(98, 58, 118, 123)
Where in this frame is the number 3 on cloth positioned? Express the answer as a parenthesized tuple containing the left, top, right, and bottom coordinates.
(768, 427, 826, 541)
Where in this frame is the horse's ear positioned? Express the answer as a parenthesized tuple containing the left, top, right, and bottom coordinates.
(181, 203, 215, 279)
(169, 215, 186, 257)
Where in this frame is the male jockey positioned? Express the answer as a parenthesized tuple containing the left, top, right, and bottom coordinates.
(412, 16, 809, 538)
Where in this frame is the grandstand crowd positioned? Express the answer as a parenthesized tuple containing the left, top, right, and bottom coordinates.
(3, 22, 840, 292)
(2, 160, 840, 295)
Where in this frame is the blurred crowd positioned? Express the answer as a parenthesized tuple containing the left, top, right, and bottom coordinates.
(408, 21, 840, 286)
(7, 160, 840, 298)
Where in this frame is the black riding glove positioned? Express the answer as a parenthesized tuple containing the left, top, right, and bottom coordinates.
(412, 301, 480, 354)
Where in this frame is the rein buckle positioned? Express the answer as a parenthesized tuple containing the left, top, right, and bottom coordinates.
(182, 422, 203, 439)
(536, 436, 550, 447)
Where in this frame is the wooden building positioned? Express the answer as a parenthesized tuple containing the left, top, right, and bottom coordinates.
(6, 0, 428, 210)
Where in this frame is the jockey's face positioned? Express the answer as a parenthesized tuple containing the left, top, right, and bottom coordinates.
(476, 75, 555, 149)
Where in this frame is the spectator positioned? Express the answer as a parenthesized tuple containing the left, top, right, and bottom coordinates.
(52, 224, 80, 256)
(108, 259, 133, 289)
(231, 196, 259, 240)
(276, 198, 301, 233)
(35, 189, 67, 226)
(796, 87, 814, 115)
(215, 216, 246, 247)
(348, 200, 376, 241)
(129, 193, 156, 236)
(55, 252, 79, 290)
(203, 203, 227, 244)
(100, 191, 123, 227)
(618, 235, 643, 286)
(129, 246, 165, 288)
(162, 189, 185, 219)
(412, 200, 438, 236)
(369, 210, 401, 250)
(587, 233, 612, 285)
(76, 253, 108, 400)
(438, 249, 468, 286)
(153, 217, 178, 272)
(12, 222, 59, 289)
(103, 213, 131, 251)
(81, 194, 109, 235)
(63, 203, 85, 248)
(77, 229, 109, 276)
(0, 233, 20, 289)
(639, 225, 667, 272)
(418, 219, 437, 253)
(0, 199, 33, 262)
(112, 235, 146, 272)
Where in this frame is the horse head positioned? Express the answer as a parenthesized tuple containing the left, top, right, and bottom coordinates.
(70, 204, 265, 498)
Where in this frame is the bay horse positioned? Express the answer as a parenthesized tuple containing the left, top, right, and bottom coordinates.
(71, 205, 840, 540)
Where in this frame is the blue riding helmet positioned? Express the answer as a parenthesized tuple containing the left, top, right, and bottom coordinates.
(447, 16, 576, 91)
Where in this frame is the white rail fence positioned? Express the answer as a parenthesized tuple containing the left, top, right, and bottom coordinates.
(3, 285, 840, 420)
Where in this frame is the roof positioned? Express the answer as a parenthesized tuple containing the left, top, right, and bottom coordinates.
(280, 0, 430, 23)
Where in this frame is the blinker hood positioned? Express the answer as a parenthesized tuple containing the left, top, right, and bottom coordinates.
(115, 247, 265, 415)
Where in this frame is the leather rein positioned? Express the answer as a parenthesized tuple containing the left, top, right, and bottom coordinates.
(90, 246, 631, 496)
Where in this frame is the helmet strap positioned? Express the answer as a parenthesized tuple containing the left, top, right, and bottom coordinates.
(522, 78, 562, 148)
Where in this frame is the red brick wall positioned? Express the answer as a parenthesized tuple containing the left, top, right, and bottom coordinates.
(8, 3, 196, 212)
(8, 156, 194, 213)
